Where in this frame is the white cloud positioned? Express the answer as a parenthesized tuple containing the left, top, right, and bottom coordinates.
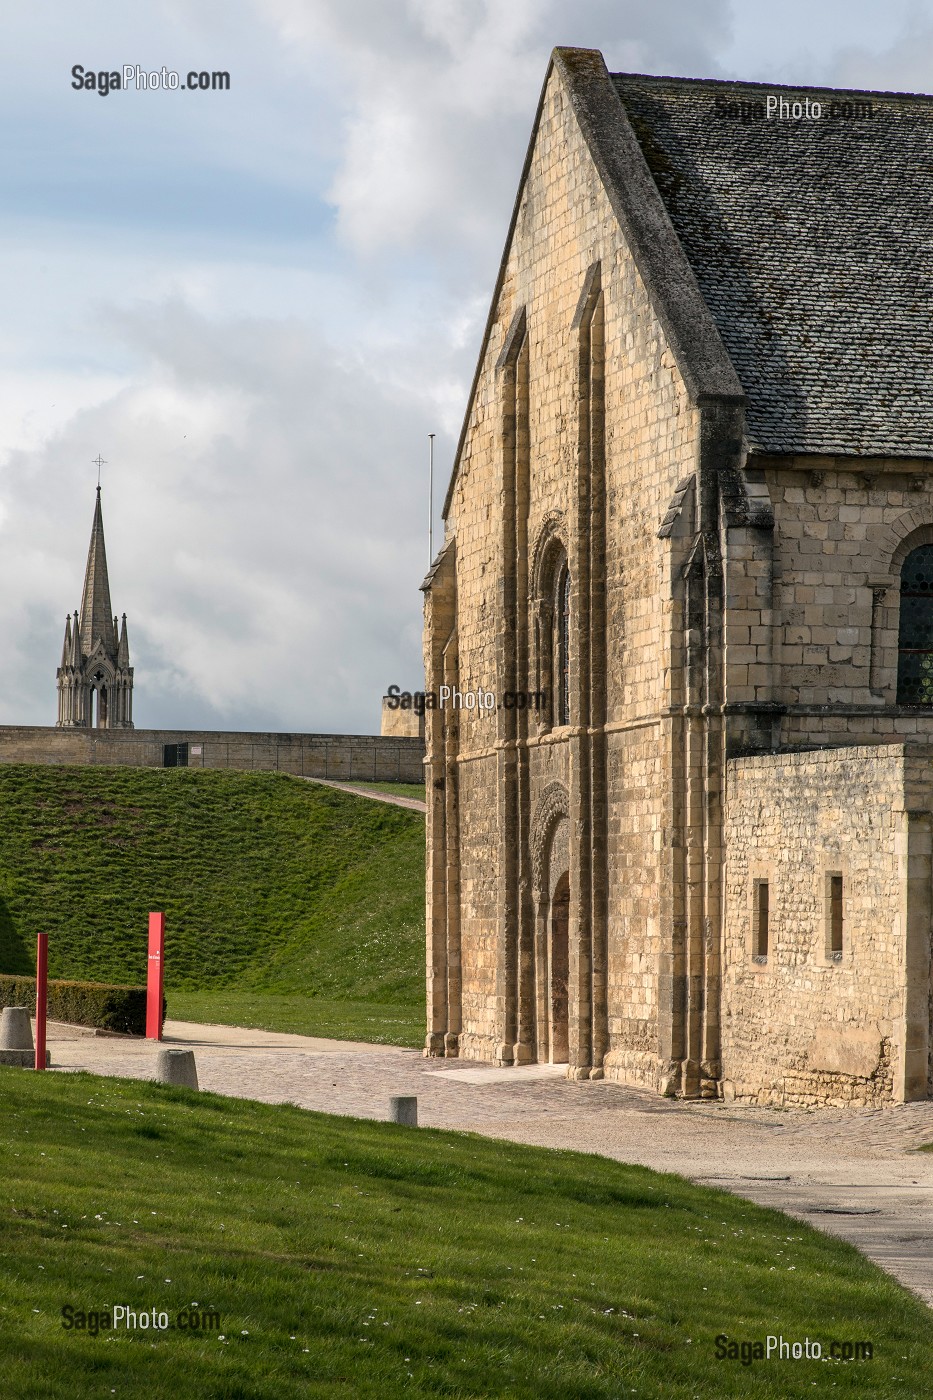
(257, 0, 731, 262)
(1, 0, 922, 735)
(0, 298, 437, 731)
(829, 10, 933, 91)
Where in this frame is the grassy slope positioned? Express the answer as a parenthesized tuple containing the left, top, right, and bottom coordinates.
(0, 765, 424, 1044)
(1, 1068, 929, 1400)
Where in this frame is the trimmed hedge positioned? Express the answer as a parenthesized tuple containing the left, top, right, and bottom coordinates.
(0, 974, 164, 1036)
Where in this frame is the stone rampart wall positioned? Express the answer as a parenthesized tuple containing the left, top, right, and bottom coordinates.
(0, 725, 425, 784)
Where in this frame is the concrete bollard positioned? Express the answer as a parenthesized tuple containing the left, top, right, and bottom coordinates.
(155, 1048, 199, 1090)
(0, 1007, 34, 1052)
(389, 1095, 417, 1127)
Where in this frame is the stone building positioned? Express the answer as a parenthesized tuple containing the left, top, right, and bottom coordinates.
(422, 48, 933, 1106)
(56, 487, 134, 729)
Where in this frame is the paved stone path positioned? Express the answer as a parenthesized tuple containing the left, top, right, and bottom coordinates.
(296, 776, 427, 812)
(45, 1019, 933, 1307)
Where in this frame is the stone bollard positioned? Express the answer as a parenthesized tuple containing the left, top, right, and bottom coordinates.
(0, 1007, 34, 1052)
(389, 1095, 417, 1127)
(155, 1048, 199, 1090)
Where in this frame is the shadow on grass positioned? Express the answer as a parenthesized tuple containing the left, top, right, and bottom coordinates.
(0, 895, 33, 974)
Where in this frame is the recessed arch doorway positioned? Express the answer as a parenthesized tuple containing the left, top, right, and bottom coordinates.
(530, 793, 571, 1066)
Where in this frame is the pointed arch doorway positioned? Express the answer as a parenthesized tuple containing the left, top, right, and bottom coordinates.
(530, 787, 572, 1067)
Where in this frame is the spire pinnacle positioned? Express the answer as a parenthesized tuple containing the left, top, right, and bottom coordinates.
(117, 614, 130, 668)
(78, 488, 115, 657)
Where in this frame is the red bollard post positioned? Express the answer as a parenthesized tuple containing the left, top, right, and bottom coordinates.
(35, 933, 48, 1071)
(146, 913, 165, 1041)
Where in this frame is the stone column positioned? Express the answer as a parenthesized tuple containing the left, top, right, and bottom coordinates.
(442, 633, 461, 1057)
(898, 808, 932, 1101)
(422, 544, 456, 1057)
(494, 308, 527, 1065)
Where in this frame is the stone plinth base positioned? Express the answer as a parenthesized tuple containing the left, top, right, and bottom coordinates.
(0, 1049, 50, 1067)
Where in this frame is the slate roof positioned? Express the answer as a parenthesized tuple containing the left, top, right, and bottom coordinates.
(612, 73, 933, 458)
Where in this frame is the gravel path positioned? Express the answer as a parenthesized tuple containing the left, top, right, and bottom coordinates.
(44, 1018, 933, 1308)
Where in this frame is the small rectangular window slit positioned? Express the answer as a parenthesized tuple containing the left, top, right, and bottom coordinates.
(753, 880, 769, 961)
(829, 874, 843, 960)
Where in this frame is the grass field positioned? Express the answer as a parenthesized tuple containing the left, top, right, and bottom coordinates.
(1, 1067, 928, 1399)
(166, 991, 423, 1046)
(0, 765, 425, 1045)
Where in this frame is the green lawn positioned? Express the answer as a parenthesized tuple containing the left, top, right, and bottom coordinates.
(167, 991, 423, 1047)
(0, 765, 425, 1045)
(1, 1068, 928, 1399)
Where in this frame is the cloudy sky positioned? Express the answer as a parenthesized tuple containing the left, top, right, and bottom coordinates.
(2, 0, 931, 733)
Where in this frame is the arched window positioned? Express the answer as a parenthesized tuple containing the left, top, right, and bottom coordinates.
(897, 544, 933, 704)
(554, 564, 571, 726)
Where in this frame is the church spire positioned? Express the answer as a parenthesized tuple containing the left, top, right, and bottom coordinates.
(56, 485, 134, 730)
(79, 486, 116, 656)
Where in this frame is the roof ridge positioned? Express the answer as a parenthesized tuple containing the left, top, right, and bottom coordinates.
(611, 71, 933, 103)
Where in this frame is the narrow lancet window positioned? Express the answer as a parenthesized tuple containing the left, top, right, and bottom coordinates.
(753, 880, 769, 960)
(555, 564, 571, 726)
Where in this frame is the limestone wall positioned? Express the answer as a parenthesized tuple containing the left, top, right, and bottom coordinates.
(445, 67, 698, 761)
(0, 725, 425, 784)
(744, 455, 933, 748)
(380, 698, 425, 740)
(456, 752, 502, 1061)
(425, 49, 933, 1099)
(723, 744, 933, 1106)
(439, 57, 699, 1074)
(601, 723, 669, 1088)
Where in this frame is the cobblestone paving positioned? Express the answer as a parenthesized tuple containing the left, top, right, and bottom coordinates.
(44, 1019, 933, 1308)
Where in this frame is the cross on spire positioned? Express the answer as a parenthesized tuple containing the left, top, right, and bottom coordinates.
(92, 454, 107, 487)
